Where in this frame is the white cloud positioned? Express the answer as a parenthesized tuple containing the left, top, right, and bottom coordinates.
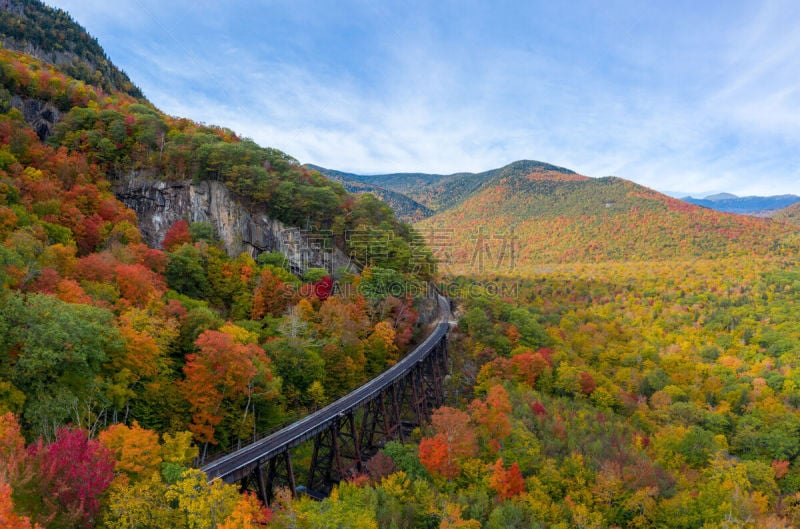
(44, 0, 800, 196)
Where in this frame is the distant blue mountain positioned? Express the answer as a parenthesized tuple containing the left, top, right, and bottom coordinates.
(682, 194, 800, 215)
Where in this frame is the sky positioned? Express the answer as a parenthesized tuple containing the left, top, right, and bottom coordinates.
(46, 0, 800, 196)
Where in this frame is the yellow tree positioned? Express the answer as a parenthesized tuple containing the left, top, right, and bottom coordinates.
(161, 431, 198, 467)
(439, 503, 481, 529)
(364, 321, 399, 375)
(104, 474, 175, 529)
(164, 469, 240, 529)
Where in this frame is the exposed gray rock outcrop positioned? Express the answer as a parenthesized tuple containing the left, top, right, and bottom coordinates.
(10, 95, 61, 140)
(115, 178, 353, 275)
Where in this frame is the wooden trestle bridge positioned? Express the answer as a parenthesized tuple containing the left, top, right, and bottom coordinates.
(200, 294, 451, 504)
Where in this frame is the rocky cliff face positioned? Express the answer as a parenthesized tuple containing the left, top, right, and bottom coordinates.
(115, 178, 353, 275)
(10, 95, 61, 140)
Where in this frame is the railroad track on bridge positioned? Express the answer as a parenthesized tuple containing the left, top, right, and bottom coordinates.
(201, 293, 452, 503)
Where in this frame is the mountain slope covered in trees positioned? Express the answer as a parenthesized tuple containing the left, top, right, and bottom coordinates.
(305, 163, 434, 222)
(327, 161, 799, 269)
(416, 170, 798, 270)
(0, 0, 142, 98)
(0, 1, 437, 527)
(5, 2, 800, 529)
(772, 201, 800, 226)
(314, 159, 581, 213)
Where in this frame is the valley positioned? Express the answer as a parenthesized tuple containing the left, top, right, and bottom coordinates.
(2, 2, 800, 529)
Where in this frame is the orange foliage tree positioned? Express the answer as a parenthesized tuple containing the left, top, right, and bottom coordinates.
(217, 491, 273, 529)
(0, 413, 27, 487)
(180, 330, 272, 445)
(251, 268, 292, 319)
(470, 384, 512, 452)
(419, 407, 477, 479)
(98, 421, 162, 482)
(114, 263, 166, 307)
(0, 481, 42, 529)
(488, 458, 525, 500)
(439, 502, 481, 529)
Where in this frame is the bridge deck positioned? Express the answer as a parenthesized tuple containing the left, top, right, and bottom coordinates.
(202, 294, 450, 482)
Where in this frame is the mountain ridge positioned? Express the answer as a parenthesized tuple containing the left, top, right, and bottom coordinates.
(311, 160, 799, 267)
(682, 193, 800, 215)
(311, 159, 584, 213)
(4, 4, 800, 528)
(304, 163, 434, 222)
(0, 0, 434, 280)
(0, 0, 142, 98)
(415, 169, 798, 268)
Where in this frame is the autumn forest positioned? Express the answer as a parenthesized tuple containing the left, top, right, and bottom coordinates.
(2, 1, 800, 528)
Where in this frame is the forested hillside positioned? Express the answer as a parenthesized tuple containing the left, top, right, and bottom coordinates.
(0, 0, 142, 98)
(305, 164, 434, 223)
(315, 163, 800, 267)
(417, 171, 798, 270)
(314, 159, 582, 213)
(4, 2, 800, 529)
(773, 202, 800, 226)
(0, 2, 435, 527)
(237, 257, 800, 528)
